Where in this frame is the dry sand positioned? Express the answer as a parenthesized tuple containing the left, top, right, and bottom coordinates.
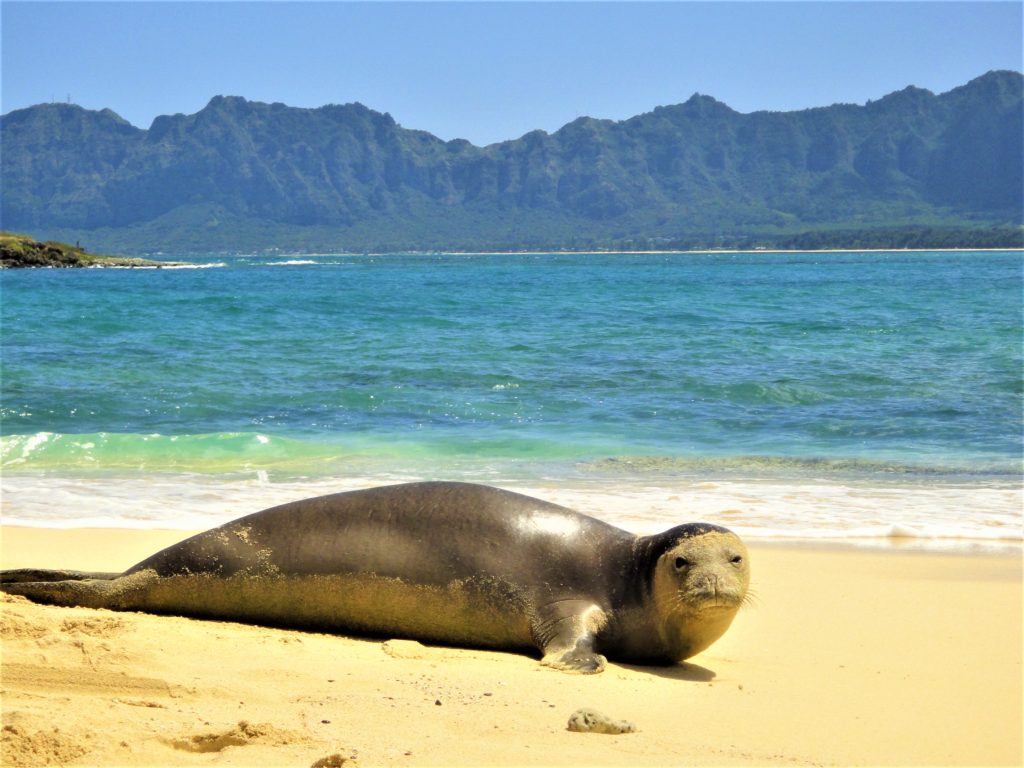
(1, 526, 1020, 767)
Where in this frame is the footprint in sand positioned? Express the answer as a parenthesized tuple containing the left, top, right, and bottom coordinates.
(59, 616, 128, 636)
(164, 720, 297, 753)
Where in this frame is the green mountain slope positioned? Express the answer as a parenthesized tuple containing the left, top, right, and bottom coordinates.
(2, 71, 1020, 252)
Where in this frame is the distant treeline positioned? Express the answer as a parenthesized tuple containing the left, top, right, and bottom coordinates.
(611, 226, 1024, 253)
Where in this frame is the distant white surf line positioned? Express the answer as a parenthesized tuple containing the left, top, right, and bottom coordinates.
(80, 262, 226, 269)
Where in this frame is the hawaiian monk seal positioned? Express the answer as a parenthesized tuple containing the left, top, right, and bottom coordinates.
(0, 481, 750, 673)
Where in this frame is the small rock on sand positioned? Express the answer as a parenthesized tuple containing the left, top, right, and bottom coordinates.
(566, 708, 637, 735)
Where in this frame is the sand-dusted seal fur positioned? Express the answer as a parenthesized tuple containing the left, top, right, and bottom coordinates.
(0, 481, 750, 673)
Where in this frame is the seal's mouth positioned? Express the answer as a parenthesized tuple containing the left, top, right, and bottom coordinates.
(684, 588, 745, 611)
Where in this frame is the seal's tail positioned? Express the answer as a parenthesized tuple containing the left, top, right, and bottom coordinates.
(1, 568, 120, 583)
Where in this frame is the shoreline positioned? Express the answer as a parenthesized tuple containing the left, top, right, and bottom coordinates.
(2, 525, 1022, 572)
(1, 526, 1020, 766)
(3, 470, 1020, 554)
(129, 247, 1024, 259)
(437, 247, 1024, 256)
(2, 523, 1021, 560)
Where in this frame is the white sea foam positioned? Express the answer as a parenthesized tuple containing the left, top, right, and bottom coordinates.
(1, 431, 52, 465)
(0, 473, 1020, 553)
(267, 260, 318, 266)
(519, 481, 1024, 550)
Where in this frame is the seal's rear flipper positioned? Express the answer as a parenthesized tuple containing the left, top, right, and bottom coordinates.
(1, 569, 120, 584)
(0, 569, 157, 609)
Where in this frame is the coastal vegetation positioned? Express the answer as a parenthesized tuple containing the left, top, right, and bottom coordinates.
(1, 71, 1020, 253)
(611, 224, 1024, 252)
(0, 232, 180, 268)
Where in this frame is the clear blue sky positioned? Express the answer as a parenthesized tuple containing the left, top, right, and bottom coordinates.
(2, 1, 1021, 146)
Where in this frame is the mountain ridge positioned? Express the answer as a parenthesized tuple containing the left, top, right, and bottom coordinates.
(2, 70, 1021, 252)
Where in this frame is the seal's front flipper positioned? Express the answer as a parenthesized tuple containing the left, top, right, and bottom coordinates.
(543, 642, 607, 674)
(1, 569, 120, 584)
(534, 599, 609, 674)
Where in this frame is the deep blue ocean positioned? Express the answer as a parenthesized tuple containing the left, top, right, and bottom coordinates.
(1, 251, 1021, 546)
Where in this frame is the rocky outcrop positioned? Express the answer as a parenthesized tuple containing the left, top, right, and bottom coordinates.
(0, 233, 183, 268)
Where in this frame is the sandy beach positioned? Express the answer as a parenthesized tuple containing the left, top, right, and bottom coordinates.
(1, 527, 1020, 767)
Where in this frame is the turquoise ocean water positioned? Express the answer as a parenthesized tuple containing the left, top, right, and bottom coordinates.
(1, 251, 1021, 549)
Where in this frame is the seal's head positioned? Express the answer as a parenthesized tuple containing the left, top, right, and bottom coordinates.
(649, 523, 750, 661)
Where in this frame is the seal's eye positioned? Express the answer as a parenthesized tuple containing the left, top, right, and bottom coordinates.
(674, 557, 689, 570)
(730, 555, 743, 565)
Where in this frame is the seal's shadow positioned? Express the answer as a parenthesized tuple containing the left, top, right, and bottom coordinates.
(617, 660, 716, 682)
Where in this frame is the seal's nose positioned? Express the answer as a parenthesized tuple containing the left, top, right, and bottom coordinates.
(694, 573, 720, 596)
